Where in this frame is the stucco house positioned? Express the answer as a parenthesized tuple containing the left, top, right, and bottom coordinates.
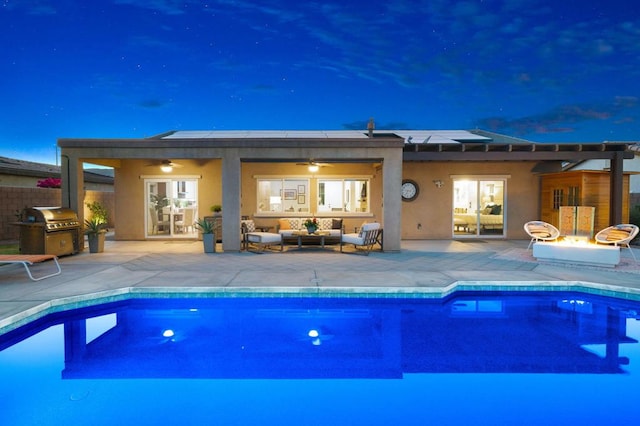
(57, 129, 633, 252)
(0, 156, 113, 191)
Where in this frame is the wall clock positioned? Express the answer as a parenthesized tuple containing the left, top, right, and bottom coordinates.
(401, 179, 419, 201)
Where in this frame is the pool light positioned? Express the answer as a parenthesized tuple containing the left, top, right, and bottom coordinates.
(308, 329, 322, 345)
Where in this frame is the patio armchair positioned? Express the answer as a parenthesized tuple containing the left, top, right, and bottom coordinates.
(242, 219, 283, 252)
(594, 224, 638, 261)
(524, 221, 560, 250)
(340, 222, 381, 255)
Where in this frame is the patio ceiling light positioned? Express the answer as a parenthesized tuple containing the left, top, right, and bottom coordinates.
(161, 160, 181, 173)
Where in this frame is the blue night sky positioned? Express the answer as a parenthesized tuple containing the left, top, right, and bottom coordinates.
(1, 0, 639, 164)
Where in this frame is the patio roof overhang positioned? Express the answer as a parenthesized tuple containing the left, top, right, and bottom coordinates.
(402, 139, 634, 226)
(402, 141, 634, 162)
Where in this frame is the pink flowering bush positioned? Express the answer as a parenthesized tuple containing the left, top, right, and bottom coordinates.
(37, 177, 61, 188)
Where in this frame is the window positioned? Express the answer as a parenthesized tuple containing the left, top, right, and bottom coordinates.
(255, 177, 370, 215)
(317, 179, 369, 213)
(567, 186, 580, 206)
(452, 178, 505, 237)
(257, 179, 309, 214)
(553, 189, 564, 210)
(145, 178, 198, 238)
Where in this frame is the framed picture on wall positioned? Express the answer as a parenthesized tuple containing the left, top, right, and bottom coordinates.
(298, 185, 305, 194)
(283, 189, 296, 200)
(297, 194, 305, 204)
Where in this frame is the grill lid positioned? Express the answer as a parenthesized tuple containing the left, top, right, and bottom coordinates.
(25, 207, 80, 231)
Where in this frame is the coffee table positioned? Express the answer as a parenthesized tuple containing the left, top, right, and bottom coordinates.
(291, 230, 331, 249)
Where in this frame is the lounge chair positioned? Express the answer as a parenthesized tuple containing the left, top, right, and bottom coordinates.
(524, 221, 560, 250)
(0, 254, 61, 281)
(340, 222, 381, 255)
(594, 224, 639, 261)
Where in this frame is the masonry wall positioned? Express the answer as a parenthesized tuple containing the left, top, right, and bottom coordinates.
(0, 187, 114, 241)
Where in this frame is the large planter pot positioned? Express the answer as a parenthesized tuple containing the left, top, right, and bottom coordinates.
(202, 233, 216, 253)
(87, 232, 106, 253)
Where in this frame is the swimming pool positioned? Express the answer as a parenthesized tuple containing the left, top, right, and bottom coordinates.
(1, 291, 639, 425)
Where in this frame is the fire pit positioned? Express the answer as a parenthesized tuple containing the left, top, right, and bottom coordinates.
(532, 238, 620, 267)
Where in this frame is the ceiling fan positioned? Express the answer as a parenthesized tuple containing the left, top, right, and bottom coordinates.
(145, 160, 184, 172)
(296, 160, 332, 172)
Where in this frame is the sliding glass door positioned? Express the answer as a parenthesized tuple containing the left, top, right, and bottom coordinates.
(145, 179, 198, 238)
(453, 179, 505, 237)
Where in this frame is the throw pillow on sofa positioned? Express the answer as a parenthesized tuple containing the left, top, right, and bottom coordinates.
(278, 219, 291, 230)
(319, 218, 333, 230)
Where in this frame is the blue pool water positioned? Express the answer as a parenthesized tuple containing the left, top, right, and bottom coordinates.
(1, 292, 639, 425)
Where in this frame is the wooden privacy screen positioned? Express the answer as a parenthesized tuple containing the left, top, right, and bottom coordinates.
(558, 206, 595, 238)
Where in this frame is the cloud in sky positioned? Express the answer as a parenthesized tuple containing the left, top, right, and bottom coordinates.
(476, 97, 639, 138)
(1, 0, 640, 165)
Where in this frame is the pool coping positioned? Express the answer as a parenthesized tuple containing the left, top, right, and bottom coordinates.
(2, 280, 640, 336)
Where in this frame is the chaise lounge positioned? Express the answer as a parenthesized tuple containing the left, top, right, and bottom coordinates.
(0, 254, 62, 281)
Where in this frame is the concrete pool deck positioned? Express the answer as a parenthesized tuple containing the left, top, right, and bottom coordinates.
(1, 238, 640, 332)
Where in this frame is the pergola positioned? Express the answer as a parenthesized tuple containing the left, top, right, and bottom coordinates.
(402, 129, 633, 225)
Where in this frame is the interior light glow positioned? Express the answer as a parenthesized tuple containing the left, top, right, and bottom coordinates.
(160, 165, 173, 173)
(162, 329, 175, 338)
(308, 329, 319, 338)
(308, 164, 319, 173)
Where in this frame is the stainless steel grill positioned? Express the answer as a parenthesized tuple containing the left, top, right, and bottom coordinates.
(17, 207, 82, 256)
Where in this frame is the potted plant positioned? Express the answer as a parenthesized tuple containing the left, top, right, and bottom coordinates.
(210, 204, 222, 215)
(85, 217, 108, 253)
(195, 217, 216, 253)
(303, 217, 319, 234)
(84, 201, 109, 253)
(86, 201, 109, 225)
(151, 194, 169, 218)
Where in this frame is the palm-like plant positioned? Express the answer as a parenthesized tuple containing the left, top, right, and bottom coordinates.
(195, 217, 215, 234)
(84, 217, 108, 235)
